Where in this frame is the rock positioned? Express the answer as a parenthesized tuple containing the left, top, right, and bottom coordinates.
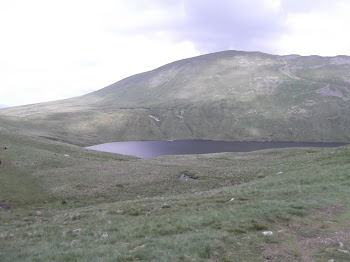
(161, 203, 171, 208)
(180, 174, 187, 180)
(262, 231, 273, 236)
(180, 173, 198, 180)
(180, 174, 193, 180)
(101, 232, 108, 238)
(229, 198, 235, 202)
(64, 154, 69, 157)
(276, 171, 283, 175)
(149, 115, 160, 122)
(35, 211, 42, 215)
(70, 239, 78, 246)
(72, 229, 81, 234)
(328, 259, 334, 262)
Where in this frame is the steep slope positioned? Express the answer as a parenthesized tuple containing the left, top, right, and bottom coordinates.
(1, 50, 350, 145)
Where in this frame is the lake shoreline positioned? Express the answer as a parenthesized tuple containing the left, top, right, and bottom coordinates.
(86, 140, 349, 158)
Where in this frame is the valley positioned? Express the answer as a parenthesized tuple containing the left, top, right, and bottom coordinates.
(1, 50, 350, 261)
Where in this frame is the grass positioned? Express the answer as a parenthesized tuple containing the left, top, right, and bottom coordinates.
(1, 130, 350, 261)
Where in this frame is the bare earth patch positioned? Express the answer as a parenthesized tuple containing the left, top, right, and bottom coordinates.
(262, 206, 350, 261)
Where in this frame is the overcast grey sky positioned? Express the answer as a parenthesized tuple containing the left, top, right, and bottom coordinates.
(1, 0, 350, 106)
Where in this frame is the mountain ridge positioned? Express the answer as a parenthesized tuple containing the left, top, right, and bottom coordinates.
(1, 50, 350, 145)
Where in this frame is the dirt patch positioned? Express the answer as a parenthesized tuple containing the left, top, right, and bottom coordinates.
(262, 206, 350, 261)
(262, 244, 299, 261)
(311, 205, 344, 217)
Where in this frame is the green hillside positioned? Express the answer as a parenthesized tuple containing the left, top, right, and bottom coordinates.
(1, 130, 350, 261)
(1, 50, 350, 145)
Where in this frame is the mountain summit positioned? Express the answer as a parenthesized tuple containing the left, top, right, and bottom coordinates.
(1, 50, 350, 145)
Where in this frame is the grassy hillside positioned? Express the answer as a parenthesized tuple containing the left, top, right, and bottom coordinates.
(1, 50, 350, 145)
(1, 131, 350, 261)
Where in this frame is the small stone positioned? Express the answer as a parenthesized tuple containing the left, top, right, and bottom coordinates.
(262, 231, 273, 236)
(101, 232, 108, 238)
(64, 154, 69, 157)
(35, 211, 42, 215)
(229, 198, 235, 202)
(276, 171, 283, 175)
(70, 239, 78, 246)
(180, 174, 191, 180)
(328, 259, 334, 262)
(161, 203, 171, 208)
(72, 229, 81, 234)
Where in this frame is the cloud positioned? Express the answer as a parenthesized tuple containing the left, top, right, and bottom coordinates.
(109, 0, 287, 54)
(0, 0, 199, 106)
(277, 0, 350, 56)
(178, 0, 286, 53)
(1, 0, 350, 106)
(280, 0, 337, 13)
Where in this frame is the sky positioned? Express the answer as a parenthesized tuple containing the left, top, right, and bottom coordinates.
(1, 0, 350, 107)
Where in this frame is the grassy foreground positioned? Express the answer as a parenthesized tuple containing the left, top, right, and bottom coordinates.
(1, 131, 350, 261)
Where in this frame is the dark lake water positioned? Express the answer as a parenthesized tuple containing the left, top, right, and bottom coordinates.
(86, 140, 348, 158)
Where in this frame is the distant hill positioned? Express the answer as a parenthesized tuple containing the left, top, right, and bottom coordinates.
(0, 104, 8, 108)
(1, 50, 350, 146)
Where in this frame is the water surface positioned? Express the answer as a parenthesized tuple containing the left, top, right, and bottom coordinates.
(86, 140, 348, 158)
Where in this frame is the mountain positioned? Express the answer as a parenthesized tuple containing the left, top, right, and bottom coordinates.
(1, 50, 350, 145)
(0, 104, 8, 108)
